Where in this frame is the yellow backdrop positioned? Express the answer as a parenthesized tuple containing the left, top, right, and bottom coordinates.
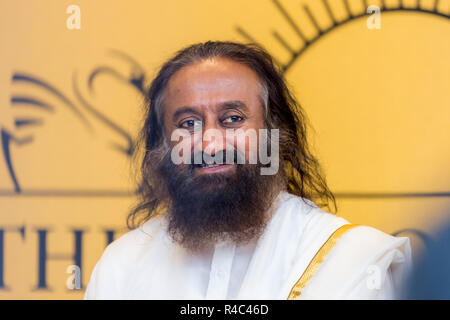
(0, 0, 449, 299)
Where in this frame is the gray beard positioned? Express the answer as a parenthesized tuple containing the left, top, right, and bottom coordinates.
(156, 155, 285, 253)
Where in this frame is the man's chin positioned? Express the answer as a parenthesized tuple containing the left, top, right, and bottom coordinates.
(191, 171, 233, 192)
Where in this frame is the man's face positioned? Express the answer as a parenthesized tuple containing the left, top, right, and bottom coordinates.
(151, 58, 282, 252)
(163, 57, 265, 175)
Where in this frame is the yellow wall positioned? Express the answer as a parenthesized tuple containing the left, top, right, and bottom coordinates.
(0, 0, 449, 299)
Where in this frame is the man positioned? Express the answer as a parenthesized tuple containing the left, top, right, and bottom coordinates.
(85, 41, 411, 299)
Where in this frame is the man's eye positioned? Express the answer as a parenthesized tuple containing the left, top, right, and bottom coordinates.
(223, 115, 243, 123)
(179, 119, 202, 128)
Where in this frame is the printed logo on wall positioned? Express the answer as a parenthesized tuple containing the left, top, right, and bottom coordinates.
(1, 50, 147, 291)
(3, 1, 448, 199)
(2, 50, 145, 196)
(0, 0, 449, 296)
(233, 0, 450, 246)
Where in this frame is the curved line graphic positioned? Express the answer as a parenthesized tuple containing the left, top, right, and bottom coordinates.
(10, 96, 56, 113)
(88, 49, 146, 95)
(72, 71, 134, 156)
(236, 0, 450, 73)
(14, 118, 44, 128)
(1, 129, 33, 193)
(88, 67, 131, 93)
(108, 49, 146, 76)
(284, 7, 450, 72)
(11, 73, 92, 131)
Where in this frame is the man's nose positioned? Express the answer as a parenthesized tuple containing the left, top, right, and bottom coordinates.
(200, 125, 227, 155)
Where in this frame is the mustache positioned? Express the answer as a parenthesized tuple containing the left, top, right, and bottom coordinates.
(189, 148, 247, 168)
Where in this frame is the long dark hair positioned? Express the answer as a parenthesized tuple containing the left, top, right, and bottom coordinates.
(127, 41, 336, 229)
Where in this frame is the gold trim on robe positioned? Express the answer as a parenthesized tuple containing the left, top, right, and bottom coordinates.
(287, 224, 359, 299)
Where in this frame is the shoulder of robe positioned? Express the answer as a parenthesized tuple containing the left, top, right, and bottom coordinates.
(336, 225, 412, 260)
(274, 191, 351, 241)
(277, 192, 411, 259)
(299, 224, 412, 299)
(338, 225, 413, 280)
(267, 192, 352, 267)
(276, 191, 346, 224)
(98, 214, 168, 268)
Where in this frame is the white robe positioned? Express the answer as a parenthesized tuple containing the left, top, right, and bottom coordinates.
(84, 191, 412, 299)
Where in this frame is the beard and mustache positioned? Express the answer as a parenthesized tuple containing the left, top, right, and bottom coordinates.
(148, 146, 285, 253)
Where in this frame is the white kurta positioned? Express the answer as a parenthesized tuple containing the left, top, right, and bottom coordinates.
(84, 192, 412, 299)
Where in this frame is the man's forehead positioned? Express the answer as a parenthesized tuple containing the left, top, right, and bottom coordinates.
(163, 58, 261, 108)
